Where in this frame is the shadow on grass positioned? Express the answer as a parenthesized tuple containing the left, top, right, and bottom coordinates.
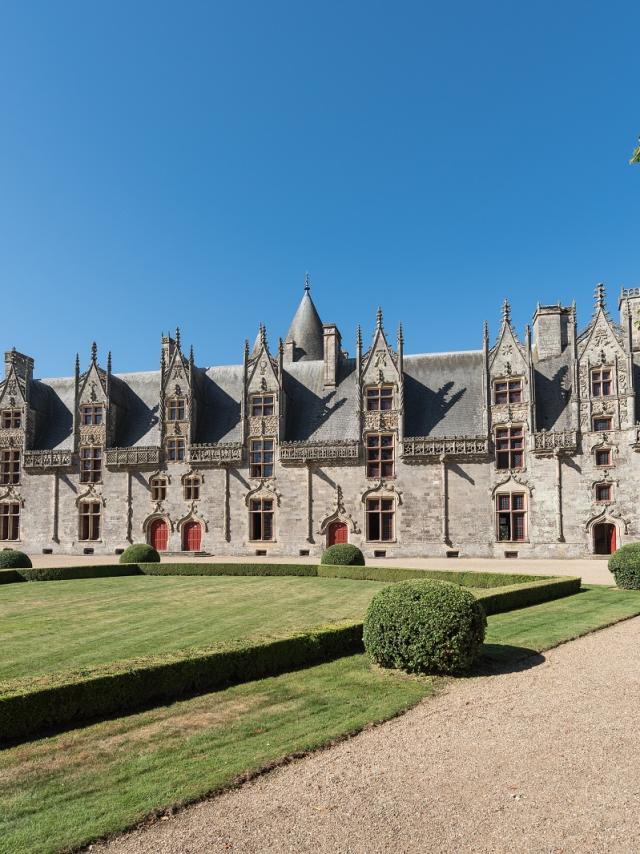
(474, 643, 545, 675)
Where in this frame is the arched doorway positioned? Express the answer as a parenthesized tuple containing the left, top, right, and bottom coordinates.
(148, 518, 169, 552)
(182, 520, 202, 552)
(327, 521, 348, 546)
(593, 523, 616, 555)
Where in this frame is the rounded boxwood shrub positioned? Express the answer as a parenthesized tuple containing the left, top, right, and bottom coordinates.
(0, 548, 32, 569)
(363, 580, 486, 675)
(320, 543, 365, 566)
(119, 543, 161, 564)
(608, 542, 640, 589)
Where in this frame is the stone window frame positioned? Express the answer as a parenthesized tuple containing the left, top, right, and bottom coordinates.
(365, 496, 396, 543)
(493, 376, 523, 405)
(249, 437, 275, 479)
(167, 397, 187, 422)
(495, 491, 527, 543)
(80, 404, 104, 426)
(0, 501, 20, 541)
(595, 482, 613, 503)
(0, 448, 21, 486)
(365, 433, 395, 479)
(591, 366, 614, 398)
(494, 425, 525, 471)
(592, 416, 613, 433)
(183, 473, 201, 501)
(249, 496, 275, 541)
(594, 447, 613, 468)
(149, 475, 167, 502)
(166, 437, 186, 462)
(365, 384, 394, 412)
(79, 446, 102, 484)
(78, 500, 101, 541)
(250, 394, 275, 418)
(1, 409, 22, 429)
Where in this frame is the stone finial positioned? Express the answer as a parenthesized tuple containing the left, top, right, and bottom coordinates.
(107, 351, 112, 374)
(260, 322, 267, 348)
(356, 324, 362, 351)
(75, 353, 80, 375)
(175, 327, 181, 349)
(189, 344, 194, 365)
(304, 271, 311, 293)
(594, 282, 606, 310)
(91, 341, 97, 364)
(376, 306, 383, 330)
(244, 339, 250, 358)
(501, 299, 511, 325)
(397, 322, 404, 345)
(483, 320, 489, 343)
(278, 337, 284, 356)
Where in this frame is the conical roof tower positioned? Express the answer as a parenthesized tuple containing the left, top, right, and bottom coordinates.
(286, 276, 324, 361)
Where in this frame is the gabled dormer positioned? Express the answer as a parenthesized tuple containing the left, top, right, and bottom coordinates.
(358, 308, 404, 439)
(243, 324, 283, 447)
(0, 349, 33, 452)
(75, 343, 112, 450)
(160, 329, 196, 463)
(577, 283, 633, 432)
(488, 300, 533, 429)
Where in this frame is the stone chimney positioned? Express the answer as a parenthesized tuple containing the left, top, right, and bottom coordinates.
(4, 349, 34, 384)
(532, 304, 570, 359)
(323, 323, 342, 387)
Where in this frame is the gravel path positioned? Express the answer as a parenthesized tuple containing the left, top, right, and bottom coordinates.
(94, 618, 640, 854)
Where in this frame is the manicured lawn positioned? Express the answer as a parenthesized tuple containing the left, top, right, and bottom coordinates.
(0, 575, 388, 682)
(1, 584, 639, 854)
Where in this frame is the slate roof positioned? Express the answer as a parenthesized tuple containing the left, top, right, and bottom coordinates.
(534, 352, 573, 432)
(286, 289, 324, 361)
(284, 359, 359, 441)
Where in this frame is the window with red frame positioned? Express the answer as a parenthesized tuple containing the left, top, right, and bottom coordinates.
(593, 417, 613, 432)
(0, 449, 20, 485)
(495, 426, 524, 470)
(365, 386, 394, 411)
(494, 378, 523, 405)
(249, 497, 274, 540)
(79, 501, 101, 541)
(0, 502, 19, 541)
(496, 493, 527, 542)
(591, 368, 612, 397)
(366, 434, 394, 478)
(366, 497, 395, 541)
(595, 449, 612, 467)
(595, 483, 612, 502)
(1, 409, 21, 429)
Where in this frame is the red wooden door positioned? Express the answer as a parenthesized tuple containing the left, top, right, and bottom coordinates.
(182, 521, 202, 551)
(328, 521, 348, 546)
(609, 524, 617, 554)
(149, 518, 168, 552)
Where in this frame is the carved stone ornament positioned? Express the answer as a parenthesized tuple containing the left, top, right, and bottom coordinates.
(0, 485, 24, 505)
(176, 503, 209, 532)
(244, 479, 282, 507)
(584, 507, 629, 535)
(141, 512, 175, 534)
(490, 472, 533, 497)
(318, 484, 360, 534)
(359, 479, 403, 506)
(75, 483, 105, 507)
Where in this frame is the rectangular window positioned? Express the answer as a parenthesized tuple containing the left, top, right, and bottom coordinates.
(591, 368, 612, 398)
(167, 399, 186, 421)
(0, 502, 20, 541)
(496, 493, 527, 542)
(80, 404, 103, 426)
(0, 449, 21, 485)
(366, 434, 395, 478)
(494, 378, 523, 405)
(150, 477, 167, 501)
(79, 446, 102, 483)
(366, 497, 395, 542)
(250, 498, 274, 541)
(595, 449, 612, 467)
(250, 394, 275, 417)
(595, 483, 612, 502)
(250, 438, 275, 478)
(593, 417, 613, 432)
(166, 438, 186, 461)
(1, 409, 21, 429)
(183, 476, 200, 500)
(79, 501, 101, 541)
(495, 426, 524, 470)
(365, 386, 394, 411)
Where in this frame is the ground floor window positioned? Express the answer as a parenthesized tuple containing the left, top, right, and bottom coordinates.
(249, 498, 274, 541)
(496, 492, 527, 542)
(366, 497, 395, 541)
(0, 502, 20, 540)
(79, 501, 101, 541)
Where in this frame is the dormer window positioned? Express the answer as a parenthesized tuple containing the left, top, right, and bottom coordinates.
(0, 449, 21, 485)
(593, 417, 612, 432)
(183, 474, 201, 501)
(80, 446, 102, 483)
(366, 434, 395, 478)
(250, 438, 274, 478)
(591, 368, 612, 397)
(167, 398, 186, 421)
(1, 409, 21, 429)
(495, 426, 524, 470)
(251, 394, 275, 417)
(366, 386, 394, 411)
(81, 404, 103, 426)
(166, 437, 186, 462)
(494, 378, 522, 405)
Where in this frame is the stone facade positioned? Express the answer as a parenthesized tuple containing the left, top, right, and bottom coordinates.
(2, 282, 640, 559)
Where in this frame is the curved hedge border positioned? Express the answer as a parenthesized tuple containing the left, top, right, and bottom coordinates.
(0, 621, 362, 743)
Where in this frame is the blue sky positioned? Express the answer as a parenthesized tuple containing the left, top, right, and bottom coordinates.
(1, 1, 638, 376)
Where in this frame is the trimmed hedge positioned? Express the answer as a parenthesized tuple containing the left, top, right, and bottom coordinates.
(0, 564, 138, 583)
(120, 543, 160, 564)
(363, 580, 486, 674)
(321, 544, 365, 566)
(475, 576, 581, 616)
(0, 549, 32, 569)
(318, 565, 541, 588)
(0, 621, 363, 742)
(608, 543, 640, 590)
(140, 563, 317, 578)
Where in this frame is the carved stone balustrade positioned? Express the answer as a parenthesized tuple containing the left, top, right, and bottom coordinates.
(532, 429, 578, 456)
(363, 410, 399, 432)
(280, 440, 360, 464)
(105, 446, 161, 468)
(23, 449, 73, 469)
(189, 442, 244, 465)
(402, 436, 489, 461)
